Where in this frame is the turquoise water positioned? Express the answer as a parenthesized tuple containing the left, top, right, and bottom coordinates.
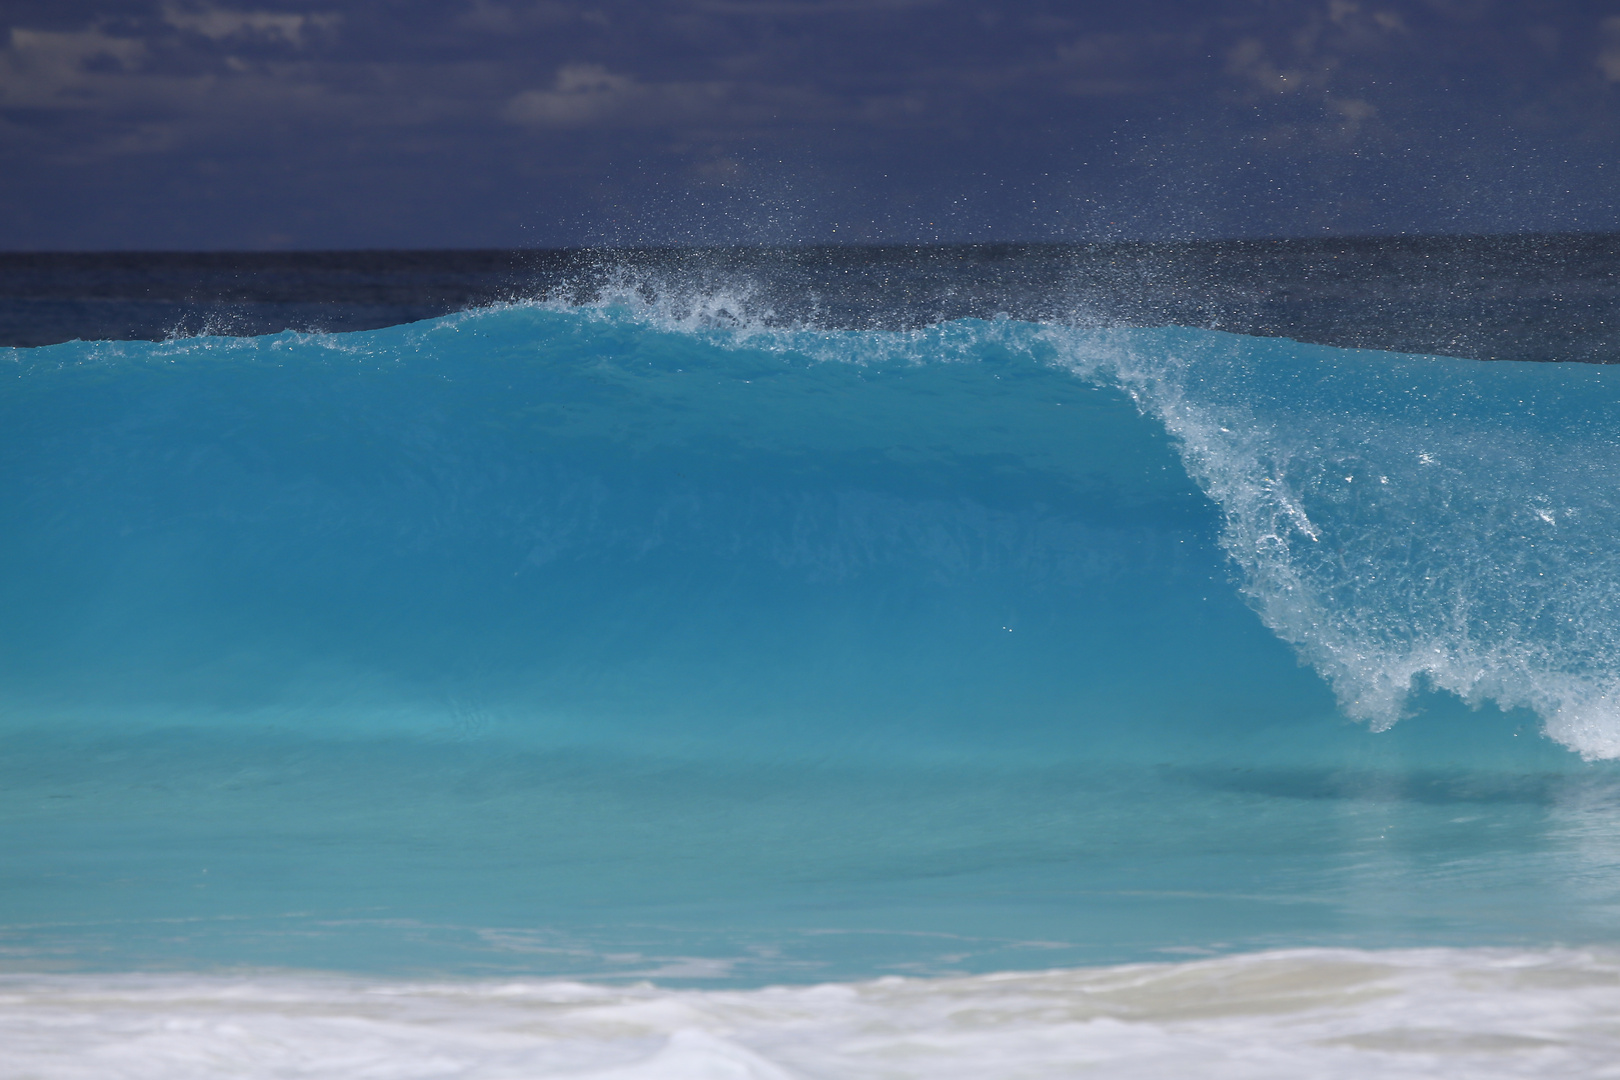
(3, 302, 1619, 988)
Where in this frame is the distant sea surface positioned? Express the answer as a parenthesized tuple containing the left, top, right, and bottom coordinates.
(4, 234, 1618, 361)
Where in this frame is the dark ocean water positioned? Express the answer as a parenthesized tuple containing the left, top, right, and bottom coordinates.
(5, 234, 1618, 361)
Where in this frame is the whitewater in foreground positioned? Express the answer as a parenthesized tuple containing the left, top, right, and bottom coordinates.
(7, 949, 1620, 1079)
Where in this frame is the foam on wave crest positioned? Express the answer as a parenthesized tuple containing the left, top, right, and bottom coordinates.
(1051, 329, 1620, 758)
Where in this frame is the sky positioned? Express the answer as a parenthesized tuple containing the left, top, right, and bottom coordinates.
(3, 0, 1620, 249)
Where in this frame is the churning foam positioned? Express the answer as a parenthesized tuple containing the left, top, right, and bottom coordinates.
(4, 948, 1618, 1079)
(1052, 328, 1620, 760)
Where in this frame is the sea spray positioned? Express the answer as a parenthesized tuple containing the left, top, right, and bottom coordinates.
(1060, 328, 1620, 756)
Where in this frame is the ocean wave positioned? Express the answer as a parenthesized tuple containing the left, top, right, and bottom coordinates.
(13, 297, 1618, 754)
(6, 298, 1620, 979)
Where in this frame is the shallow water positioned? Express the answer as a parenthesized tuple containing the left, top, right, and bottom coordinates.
(5, 289, 1620, 1073)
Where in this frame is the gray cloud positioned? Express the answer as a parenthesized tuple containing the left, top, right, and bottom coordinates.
(1601, 17, 1620, 82)
(3, 1, 1620, 247)
(163, 5, 339, 45)
(501, 63, 782, 130)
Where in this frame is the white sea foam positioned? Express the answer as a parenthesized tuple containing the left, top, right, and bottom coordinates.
(1062, 329, 1620, 760)
(4, 949, 1618, 1079)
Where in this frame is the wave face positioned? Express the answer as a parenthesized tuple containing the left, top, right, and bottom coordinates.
(3, 302, 1620, 983)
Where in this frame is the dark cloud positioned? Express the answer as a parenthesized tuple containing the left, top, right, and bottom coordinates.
(2, 1, 1619, 248)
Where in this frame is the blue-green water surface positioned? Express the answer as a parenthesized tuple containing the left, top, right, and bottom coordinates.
(2, 304, 1618, 983)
